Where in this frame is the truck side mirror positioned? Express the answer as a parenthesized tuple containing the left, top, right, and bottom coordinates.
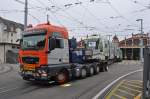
(16, 39, 23, 46)
(49, 38, 56, 51)
(16, 39, 23, 43)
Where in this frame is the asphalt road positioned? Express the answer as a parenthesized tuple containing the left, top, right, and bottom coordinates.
(0, 61, 142, 99)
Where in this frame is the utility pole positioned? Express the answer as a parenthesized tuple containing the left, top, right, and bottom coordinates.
(125, 36, 127, 59)
(136, 19, 144, 62)
(24, 0, 28, 30)
(47, 14, 49, 23)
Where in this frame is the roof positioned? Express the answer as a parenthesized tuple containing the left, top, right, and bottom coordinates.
(119, 33, 149, 43)
(26, 23, 69, 39)
(112, 35, 119, 42)
(0, 16, 24, 31)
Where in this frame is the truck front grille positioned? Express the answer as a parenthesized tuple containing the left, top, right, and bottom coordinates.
(22, 56, 39, 64)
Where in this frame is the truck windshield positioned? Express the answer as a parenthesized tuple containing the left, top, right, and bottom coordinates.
(21, 32, 46, 50)
(87, 39, 99, 49)
(88, 42, 96, 48)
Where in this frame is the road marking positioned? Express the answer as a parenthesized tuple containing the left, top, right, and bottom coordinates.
(0, 87, 18, 94)
(105, 79, 142, 99)
(123, 82, 142, 89)
(126, 80, 142, 83)
(134, 93, 142, 99)
(105, 80, 124, 99)
(113, 93, 127, 99)
(0, 87, 7, 90)
(117, 88, 135, 96)
(124, 80, 142, 86)
(121, 85, 142, 93)
(92, 69, 142, 99)
(61, 83, 71, 87)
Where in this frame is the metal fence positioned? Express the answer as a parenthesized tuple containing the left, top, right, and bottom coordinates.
(143, 47, 150, 99)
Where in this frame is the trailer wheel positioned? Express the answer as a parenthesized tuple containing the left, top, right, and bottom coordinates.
(102, 65, 108, 72)
(105, 65, 109, 71)
(81, 68, 87, 78)
(95, 66, 100, 74)
(56, 72, 68, 84)
(90, 67, 94, 76)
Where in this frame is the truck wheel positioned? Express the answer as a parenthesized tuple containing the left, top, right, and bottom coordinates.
(105, 65, 109, 71)
(102, 65, 108, 72)
(90, 67, 94, 76)
(23, 77, 30, 81)
(95, 66, 100, 74)
(56, 72, 68, 84)
(81, 68, 87, 78)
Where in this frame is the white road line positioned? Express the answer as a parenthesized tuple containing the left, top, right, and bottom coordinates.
(92, 69, 143, 99)
(0, 87, 18, 94)
(0, 87, 6, 90)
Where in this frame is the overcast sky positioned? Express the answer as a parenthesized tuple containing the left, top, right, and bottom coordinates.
(0, 0, 150, 40)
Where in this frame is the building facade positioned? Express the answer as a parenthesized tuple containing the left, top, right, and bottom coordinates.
(0, 17, 23, 63)
(119, 33, 149, 60)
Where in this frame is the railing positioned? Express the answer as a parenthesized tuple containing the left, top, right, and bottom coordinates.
(143, 47, 150, 99)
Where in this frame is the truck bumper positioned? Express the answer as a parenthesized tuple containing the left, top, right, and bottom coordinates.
(19, 66, 54, 81)
(19, 64, 72, 82)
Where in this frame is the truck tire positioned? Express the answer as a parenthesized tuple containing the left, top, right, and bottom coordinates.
(81, 68, 87, 78)
(89, 67, 94, 76)
(95, 66, 100, 74)
(102, 65, 108, 72)
(56, 72, 68, 84)
(105, 65, 108, 71)
(23, 77, 30, 81)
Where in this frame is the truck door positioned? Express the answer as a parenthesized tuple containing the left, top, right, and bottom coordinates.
(48, 36, 69, 65)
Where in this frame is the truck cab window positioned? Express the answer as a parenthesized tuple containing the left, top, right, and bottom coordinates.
(55, 39, 64, 48)
(49, 38, 64, 50)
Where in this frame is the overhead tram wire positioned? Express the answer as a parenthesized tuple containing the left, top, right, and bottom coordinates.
(129, 0, 150, 8)
(14, 0, 44, 10)
(14, 0, 42, 24)
(47, 0, 92, 35)
(128, 0, 150, 13)
(47, 0, 94, 31)
(106, 0, 137, 27)
(28, 13, 41, 23)
(42, 0, 136, 33)
(76, 0, 113, 33)
(0, 9, 24, 13)
(37, 0, 121, 33)
(49, 0, 109, 32)
(35, 0, 64, 26)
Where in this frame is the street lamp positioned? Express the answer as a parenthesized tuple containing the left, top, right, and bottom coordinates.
(136, 19, 144, 62)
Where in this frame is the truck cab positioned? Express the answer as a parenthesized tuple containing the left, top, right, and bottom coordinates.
(19, 23, 71, 83)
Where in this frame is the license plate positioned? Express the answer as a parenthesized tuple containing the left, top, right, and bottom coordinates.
(23, 64, 35, 71)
